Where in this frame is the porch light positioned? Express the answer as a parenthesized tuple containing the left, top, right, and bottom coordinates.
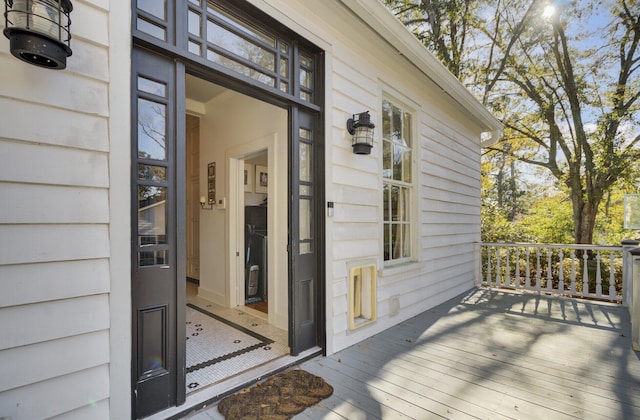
(3, 0, 73, 69)
(347, 111, 375, 155)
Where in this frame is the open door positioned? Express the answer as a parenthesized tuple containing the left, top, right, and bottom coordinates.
(131, 48, 185, 418)
(289, 107, 324, 355)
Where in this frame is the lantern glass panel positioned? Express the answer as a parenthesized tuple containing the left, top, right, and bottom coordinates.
(10, 0, 70, 40)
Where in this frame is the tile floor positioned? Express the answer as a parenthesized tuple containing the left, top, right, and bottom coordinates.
(185, 283, 289, 394)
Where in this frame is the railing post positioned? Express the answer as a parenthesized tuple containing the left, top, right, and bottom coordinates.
(621, 240, 639, 307)
(474, 242, 481, 287)
(629, 247, 640, 351)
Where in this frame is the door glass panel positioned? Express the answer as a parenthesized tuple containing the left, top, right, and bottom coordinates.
(138, 185, 167, 245)
(299, 185, 311, 195)
(138, 77, 166, 97)
(138, 0, 165, 19)
(137, 164, 167, 181)
(300, 242, 312, 254)
(299, 142, 311, 182)
(300, 198, 312, 240)
(138, 98, 167, 160)
(139, 250, 168, 267)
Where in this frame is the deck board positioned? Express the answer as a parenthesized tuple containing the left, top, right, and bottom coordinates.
(192, 288, 640, 419)
(300, 288, 640, 419)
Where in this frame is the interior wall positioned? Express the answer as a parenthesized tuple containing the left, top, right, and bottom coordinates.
(195, 88, 288, 328)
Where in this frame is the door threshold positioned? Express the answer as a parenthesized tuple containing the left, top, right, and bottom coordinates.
(144, 347, 323, 420)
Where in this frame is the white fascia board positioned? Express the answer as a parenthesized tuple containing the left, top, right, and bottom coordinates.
(339, 0, 503, 144)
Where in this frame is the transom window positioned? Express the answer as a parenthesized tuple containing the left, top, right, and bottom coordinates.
(382, 99, 413, 263)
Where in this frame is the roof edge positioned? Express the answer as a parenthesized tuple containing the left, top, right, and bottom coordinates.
(340, 0, 502, 136)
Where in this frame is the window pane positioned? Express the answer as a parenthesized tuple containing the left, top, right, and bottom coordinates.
(138, 186, 167, 245)
(280, 42, 289, 54)
(207, 20, 274, 71)
(137, 18, 166, 40)
(279, 58, 288, 78)
(188, 10, 201, 36)
(403, 111, 412, 147)
(300, 198, 311, 240)
(189, 40, 202, 56)
(137, 164, 166, 181)
(138, 77, 166, 97)
(279, 81, 289, 93)
(400, 186, 410, 220)
(138, 98, 167, 160)
(402, 147, 412, 183)
(391, 185, 399, 221)
(139, 250, 168, 267)
(384, 225, 390, 261)
(300, 142, 312, 182)
(300, 242, 312, 254)
(206, 49, 275, 87)
(300, 68, 311, 89)
(403, 224, 411, 258)
(300, 54, 312, 68)
(299, 185, 311, 195)
(383, 183, 390, 221)
(138, 0, 165, 19)
(393, 144, 403, 181)
(391, 224, 401, 260)
(207, 3, 276, 47)
(392, 105, 405, 145)
(383, 140, 392, 179)
(300, 91, 312, 102)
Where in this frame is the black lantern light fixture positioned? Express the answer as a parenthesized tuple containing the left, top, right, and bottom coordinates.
(347, 111, 375, 155)
(3, 0, 73, 70)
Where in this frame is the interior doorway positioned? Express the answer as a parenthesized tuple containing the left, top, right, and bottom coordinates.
(182, 74, 290, 394)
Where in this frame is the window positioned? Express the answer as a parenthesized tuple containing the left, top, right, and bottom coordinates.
(382, 99, 413, 263)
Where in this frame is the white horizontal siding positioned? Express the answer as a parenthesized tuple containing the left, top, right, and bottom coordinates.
(0, 98, 108, 151)
(0, 224, 109, 265)
(0, 330, 109, 392)
(313, 0, 487, 355)
(0, 294, 110, 350)
(0, 184, 109, 224)
(0, 365, 109, 420)
(0, 0, 114, 417)
(0, 259, 110, 308)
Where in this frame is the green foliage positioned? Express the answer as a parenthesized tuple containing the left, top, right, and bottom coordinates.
(386, 0, 640, 245)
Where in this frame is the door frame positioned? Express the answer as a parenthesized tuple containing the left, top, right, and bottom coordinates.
(226, 133, 287, 328)
(131, 0, 326, 415)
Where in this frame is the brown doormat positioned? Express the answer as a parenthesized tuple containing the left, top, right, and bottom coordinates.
(217, 369, 333, 419)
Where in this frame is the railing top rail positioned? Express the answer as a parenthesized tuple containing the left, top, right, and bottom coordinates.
(478, 242, 623, 252)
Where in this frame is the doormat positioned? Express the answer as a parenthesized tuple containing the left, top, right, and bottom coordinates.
(186, 304, 287, 393)
(217, 369, 334, 419)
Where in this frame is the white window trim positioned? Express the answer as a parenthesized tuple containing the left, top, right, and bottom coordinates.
(379, 89, 421, 269)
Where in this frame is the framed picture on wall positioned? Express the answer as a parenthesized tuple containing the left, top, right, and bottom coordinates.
(255, 165, 268, 194)
(244, 163, 254, 192)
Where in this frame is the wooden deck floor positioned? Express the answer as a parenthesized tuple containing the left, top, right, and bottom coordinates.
(191, 288, 640, 419)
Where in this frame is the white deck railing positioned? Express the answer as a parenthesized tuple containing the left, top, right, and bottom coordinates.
(475, 242, 627, 302)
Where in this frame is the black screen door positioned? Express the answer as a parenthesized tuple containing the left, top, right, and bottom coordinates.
(131, 47, 179, 418)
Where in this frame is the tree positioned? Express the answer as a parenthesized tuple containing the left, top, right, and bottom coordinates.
(386, 0, 640, 244)
(382, 0, 478, 79)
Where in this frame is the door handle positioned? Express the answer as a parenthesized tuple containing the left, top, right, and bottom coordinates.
(160, 265, 170, 269)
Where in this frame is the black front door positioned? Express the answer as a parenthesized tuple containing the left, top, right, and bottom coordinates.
(131, 48, 181, 418)
(289, 107, 324, 355)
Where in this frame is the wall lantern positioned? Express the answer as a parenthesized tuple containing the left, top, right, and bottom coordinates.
(3, 0, 73, 70)
(347, 111, 375, 155)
